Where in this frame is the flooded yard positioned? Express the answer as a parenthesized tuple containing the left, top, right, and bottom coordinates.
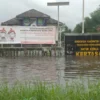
(0, 56, 100, 84)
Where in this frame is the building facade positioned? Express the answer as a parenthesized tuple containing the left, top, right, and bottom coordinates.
(1, 9, 64, 47)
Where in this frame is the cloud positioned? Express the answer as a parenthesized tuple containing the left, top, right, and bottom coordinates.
(0, 0, 100, 30)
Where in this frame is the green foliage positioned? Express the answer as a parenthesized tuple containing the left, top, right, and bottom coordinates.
(0, 81, 100, 100)
(73, 7, 100, 33)
(74, 23, 82, 33)
(61, 26, 71, 41)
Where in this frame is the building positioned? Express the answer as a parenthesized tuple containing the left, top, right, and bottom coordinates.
(1, 9, 64, 47)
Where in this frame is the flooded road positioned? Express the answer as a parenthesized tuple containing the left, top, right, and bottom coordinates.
(0, 56, 100, 84)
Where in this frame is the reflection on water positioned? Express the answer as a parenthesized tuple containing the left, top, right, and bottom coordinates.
(0, 56, 100, 84)
(64, 56, 100, 79)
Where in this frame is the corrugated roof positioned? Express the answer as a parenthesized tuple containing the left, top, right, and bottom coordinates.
(1, 18, 20, 25)
(1, 17, 63, 26)
(65, 33, 100, 36)
(16, 9, 50, 18)
(1, 9, 63, 26)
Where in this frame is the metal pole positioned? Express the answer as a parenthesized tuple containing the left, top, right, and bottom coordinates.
(60, 26, 61, 47)
(58, 5, 60, 47)
(82, 0, 84, 34)
(47, 2, 69, 47)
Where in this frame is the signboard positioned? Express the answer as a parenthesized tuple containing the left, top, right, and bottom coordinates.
(0, 26, 56, 44)
(0, 27, 20, 44)
(65, 34, 100, 56)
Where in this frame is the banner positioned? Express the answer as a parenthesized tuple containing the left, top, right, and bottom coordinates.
(0, 26, 56, 44)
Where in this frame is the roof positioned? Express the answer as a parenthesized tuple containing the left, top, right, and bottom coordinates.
(65, 33, 100, 36)
(1, 17, 63, 26)
(1, 9, 63, 26)
(47, 18, 63, 25)
(16, 9, 50, 18)
(1, 18, 20, 25)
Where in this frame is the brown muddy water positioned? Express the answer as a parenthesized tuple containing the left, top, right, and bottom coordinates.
(0, 56, 100, 85)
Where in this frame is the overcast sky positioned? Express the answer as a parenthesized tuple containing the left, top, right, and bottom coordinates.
(0, 0, 100, 29)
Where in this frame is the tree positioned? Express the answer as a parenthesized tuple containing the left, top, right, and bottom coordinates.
(73, 23, 82, 33)
(61, 25, 71, 41)
(73, 7, 100, 33)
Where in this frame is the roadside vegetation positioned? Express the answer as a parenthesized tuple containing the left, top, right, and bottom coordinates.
(0, 80, 100, 100)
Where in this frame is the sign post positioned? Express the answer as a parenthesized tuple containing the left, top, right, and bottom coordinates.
(47, 2, 69, 47)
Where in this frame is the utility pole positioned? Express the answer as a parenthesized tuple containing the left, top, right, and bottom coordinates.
(47, 2, 69, 47)
(82, 0, 85, 34)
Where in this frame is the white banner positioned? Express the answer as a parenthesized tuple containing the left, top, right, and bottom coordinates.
(0, 26, 56, 44)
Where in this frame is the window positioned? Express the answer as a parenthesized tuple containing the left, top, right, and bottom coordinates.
(37, 18, 45, 26)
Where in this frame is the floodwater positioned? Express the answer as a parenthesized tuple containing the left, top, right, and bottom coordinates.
(0, 56, 100, 85)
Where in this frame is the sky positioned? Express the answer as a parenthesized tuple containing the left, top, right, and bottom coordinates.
(0, 0, 100, 30)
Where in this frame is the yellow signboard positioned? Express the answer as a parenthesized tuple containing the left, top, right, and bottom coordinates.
(75, 40, 100, 56)
(65, 35, 100, 56)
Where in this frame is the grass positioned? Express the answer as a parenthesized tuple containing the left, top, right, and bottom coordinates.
(0, 80, 100, 100)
